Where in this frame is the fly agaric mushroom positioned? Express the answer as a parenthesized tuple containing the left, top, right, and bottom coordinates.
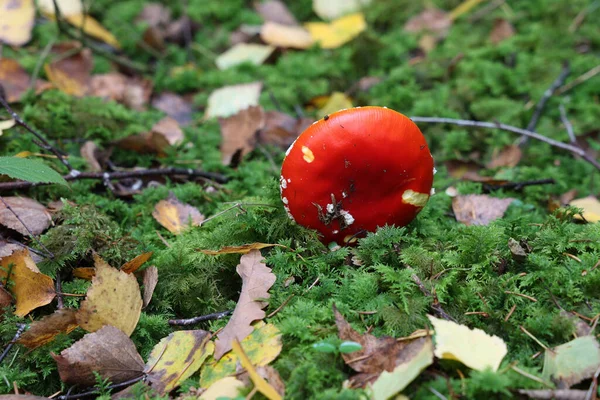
(280, 106, 434, 245)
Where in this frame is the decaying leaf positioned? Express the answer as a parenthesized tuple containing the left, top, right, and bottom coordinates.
(152, 92, 194, 126)
(0, 59, 51, 103)
(0, 0, 35, 46)
(260, 22, 314, 49)
(316, 92, 353, 119)
(121, 251, 153, 274)
(200, 243, 280, 255)
(205, 82, 263, 120)
(543, 336, 600, 388)
(0, 249, 55, 317)
(452, 194, 515, 226)
(200, 322, 282, 388)
(53, 325, 144, 387)
(145, 330, 214, 394)
(231, 339, 282, 400)
(117, 116, 184, 155)
(490, 18, 515, 44)
(214, 250, 276, 360)
(18, 309, 78, 349)
(44, 43, 93, 97)
(313, 0, 372, 20)
(258, 111, 312, 149)
(0, 196, 52, 236)
(570, 197, 600, 222)
(219, 105, 265, 165)
(255, 1, 298, 26)
(486, 145, 522, 169)
(142, 265, 158, 308)
(0, 286, 13, 314)
(72, 267, 95, 280)
(152, 193, 204, 234)
(216, 43, 275, 70)
(428, 315, 507, 371)
(0, 239, 21, 258)
(305, 13, 366, 49)
(89, 73, 152, 111)
(76, 253, 142, 336)
(79, 141, 102, 172)
(404, 8, 452, 36)
(199, 376, 246, 399)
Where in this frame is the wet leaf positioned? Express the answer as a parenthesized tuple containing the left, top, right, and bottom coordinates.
(145, 330, 213, 394)
(76, 253, 142, 336)
(452, 194, 515, 226)
(219, 106, 265, 165)
(231, 339, 282, 400)
(0, 249, 55, 317)
(313, 0, 372, 20)
(0, 196, 52, 236)
(305, 13, 366, 49)
(152, 193, 204, 234)
(543, 336, 600, 388)
(570, 197, 600, 222)
(0, 59, 51, 103)
(428, 315, 507, 371)
(152, 92, 194, 126)
(142, 265, 158, 308)
(260, 22, 314, 49)
(200, 243, 280, 255)
(201, 322, 282, 388)
(18, 309, 78, 349)
(205, 82, 263, 119)
(404, 8, 452, 36)
(214, 251, 276, 360)
(0, 0, 35, 46)
(490, 18, 515, 44)
(486, 145, 522, 169)
(53, 325, 144, 387)
(121, 251, 153, 274)
(44, 43, 93, 97)
(216, 43, 275, 70)
(255, 1, 298, 26)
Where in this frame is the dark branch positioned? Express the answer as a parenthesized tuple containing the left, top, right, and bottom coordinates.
(168, 310, 232, 326)
(56, 375, 145, 400)
(0, 323, 26, 365)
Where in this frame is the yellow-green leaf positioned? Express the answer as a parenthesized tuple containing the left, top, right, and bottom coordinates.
(232, 339, 281, 400)
(305, 13, 366, 49)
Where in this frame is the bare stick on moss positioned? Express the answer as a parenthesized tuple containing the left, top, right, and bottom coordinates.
(410, 116, 600, 171)
(0, 87, 78, 176)
(559, 104, 576, 143)
(168, 310, 233, 326)
(0, 323, 26, 365)
(484, 178, 555, 192)
(408, 267, 456, 322)
(0, 167, 228, 192)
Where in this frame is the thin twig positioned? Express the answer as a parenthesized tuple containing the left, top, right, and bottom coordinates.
(0, 324, 26, 365)
(409, 267, 456, 322)
(557, 64, 600, 95)
(56, 375, 145, 400)
(505, 290, 537, 302)
(520, 326, 548, 350)
(267, 294, 295, 318)
(56, 272, 64, 309)
(569, 0, 600, 33)
(0, 167, 228, 192)
(484, 178, 555, 191)
(168, 310, 232, 326)
(559, 104, 576, 144)
(29, 38, 57, 90)
(410, 116, 600, 171)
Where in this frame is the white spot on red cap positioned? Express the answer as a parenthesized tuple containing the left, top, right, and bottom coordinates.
(280, 176, 287, 189)
(402, 190, 429, 207)
(340, 210, 354, 226)
(302, 146, 315, 163)
(282, 197, 289, 205)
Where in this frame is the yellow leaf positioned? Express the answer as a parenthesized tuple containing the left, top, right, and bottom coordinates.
(120, 251, 153, 274)
(145, 330, 214, 394)
(232, 339, 282, 400)
(152, 194, 204, 235)
(200, 322, 282, 388)
(0, 119, 16, 136)
(449, 0, 485, 20)
(0, 249, 55, 317)
(260, 22, 314, 49)
(200, 376, 246, 399)
(0, 0, 35, 46)
(305, 13, 366, 49)
(571, 197, 600, 222)
(18, 309, 79, 349)
(428, 315, 507, 371)
(216, 43, 275, 70)
(76, 253, 142, 336)
(72, 267, 95, 280)
(317, 92, 353, 118)
(200, 243, 281, 255)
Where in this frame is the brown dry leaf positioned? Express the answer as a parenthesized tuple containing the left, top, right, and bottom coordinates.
(219, 106, 265, 166)
(258, 111, 312, 149)
(89, 73, 152, 111)
(445, 160, 508, 185)
(490, 18, 515, 45)
(404, 8, 452, 36)
(80, 141, 102, 172)
(0, 0, 35, 46)
(152, 92, 194, 126)
(136, 3, 171, 27)
(121, 251, 153, 274)
(73, 267, 95, 280)
(200, 243, 280, 255)
(560, 189, 578, 205)
(53, 325, 144, 387)
(142, 265, 158, 308)
(255, 1, 298, 26)
(334, 304, 432, 388)
(44, 43, 93, 97)
(486, 145, 522, 169)
(260, 22, 314, 49)
(0, 196, 52, 236)
(452, 194, 515, 226)
(18, 309, 78, 349)
(152, 193, 204, 235)
(0, 286, 13, 314)
(76, 253, 142, 336)
(214, 250, 276, 360)
(117, 116, 184, 155)
(0, 59, 51, 103)
(0, 249, 55, 317)
(0, 238, 22, 258)
(252, 366, 286, 398)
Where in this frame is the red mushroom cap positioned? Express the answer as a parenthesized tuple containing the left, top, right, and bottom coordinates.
(280, 106, 434, 245)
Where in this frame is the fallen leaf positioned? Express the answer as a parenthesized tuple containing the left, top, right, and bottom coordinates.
(53, 325, 144, 387)
(201, 322, 282, 387)
(152, 92, 194, 126)
(313, 0, 372, 20)
(543, 336, 600, 388)
(200, 243, 280, 255)
(305, 13, 366, 49)
(89, 73, 152, 111)
(560, 189, 578, 205)
(0, 286, 13, 314)
(258, 111, 313, 149)
(205, 82, 263, 120)
(0, 59, 51, 103)
(490, 18, 515, 44)
(570, 197, 600, 222)
(79, 141, 102, 172)
(76, 253, 142, 336)
(199, 376, 246, 399)
(44, 43, 93, 97)
(255, 1, 298, 26)
(486, 145, 522, 169)
(428, 315, 507, 371)
(18, 309, 78, 349)
(145, 330, 213, 394)
(219, 105, 265, 166)
(0, 0, 35, 46)
(232, 339, 282, 400)
(316, 92, 353, 119)
(142, 265, 158, 308)
(0, 238, 21, 258)
(216, 43, 275, 70)
(0, 196, 52, 236)
(260, 22, 314, 49)
(152, 193, 204, 234)
(121, 252, 153, 274)
(117, 116, 184, 155)
(214, 250, 276, 360)
(508, 238, 527, 262)
(0, 249, 55, 317)
(0, 119, 16, 136)
(72, 267, 95, 280)
(452, 194, 515, 226)
(448, 0, 485, 20)
(136, 2, 171, 27)
(404, 8, 452, 36)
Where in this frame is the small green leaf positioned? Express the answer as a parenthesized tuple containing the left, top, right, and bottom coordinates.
(312, 341, 337, 353)
(339, 341, 363, 354)
(0, 157, 67, 185)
